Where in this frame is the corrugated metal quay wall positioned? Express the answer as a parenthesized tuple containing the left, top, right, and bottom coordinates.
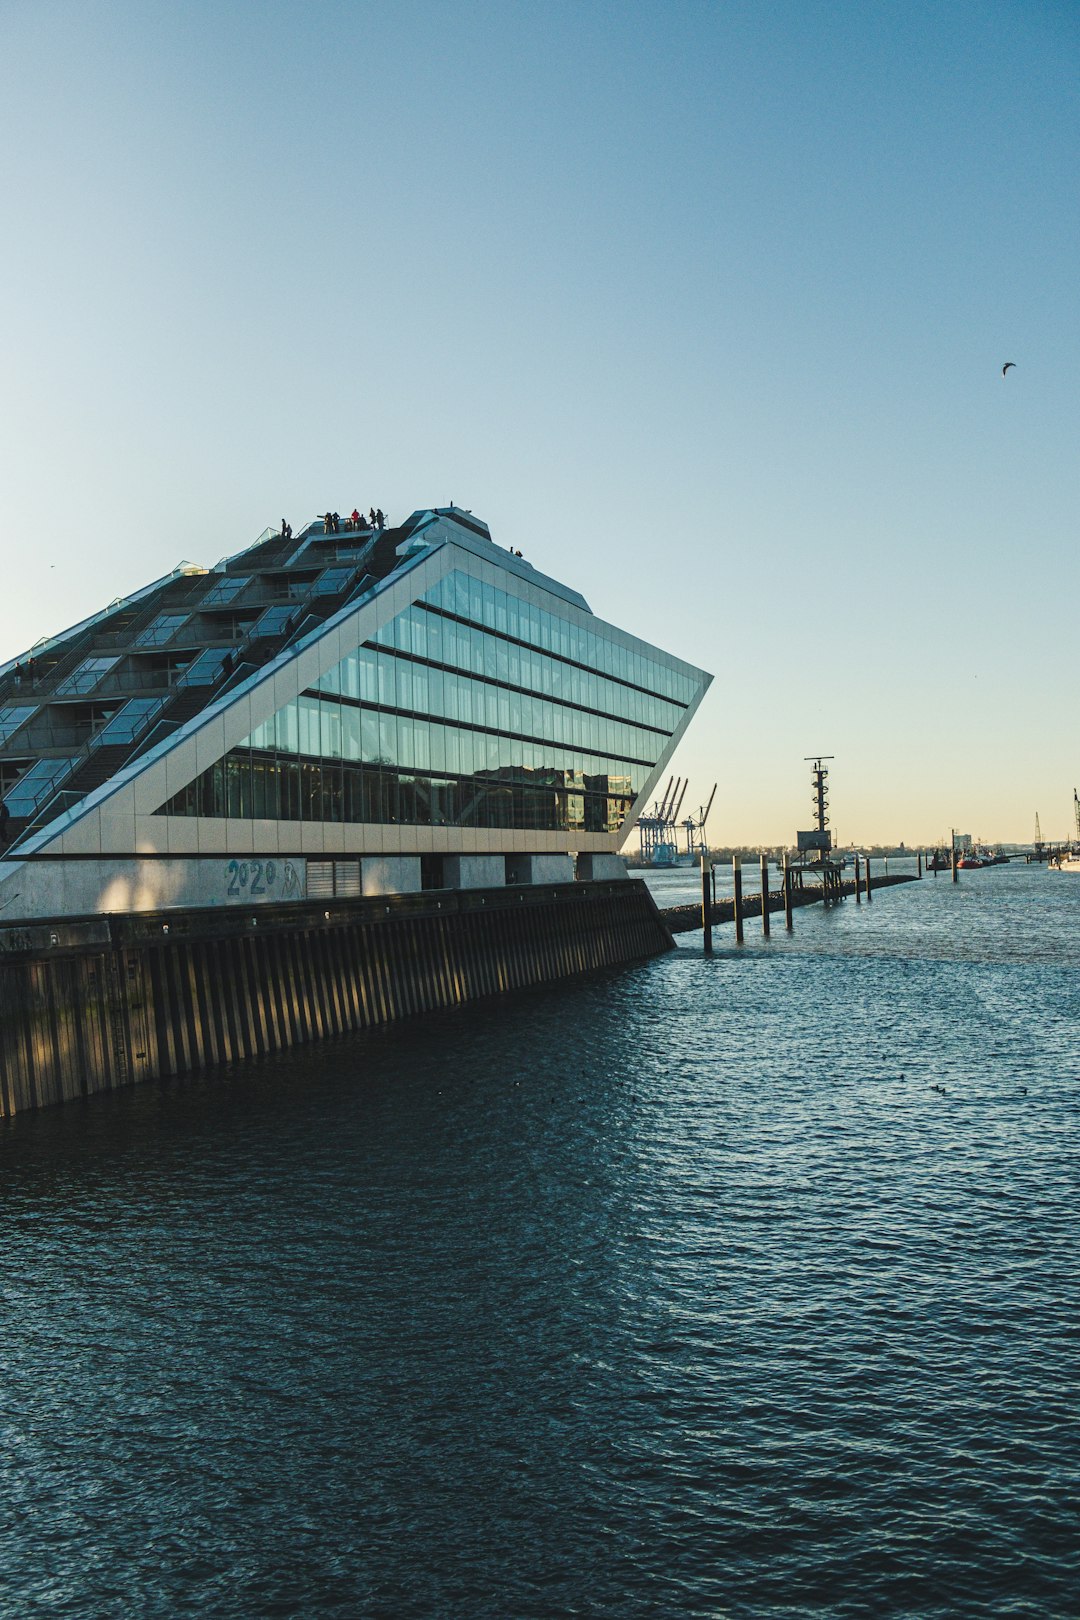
(0, 880, 673, 1117)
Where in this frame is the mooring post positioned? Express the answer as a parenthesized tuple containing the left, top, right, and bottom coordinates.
(760, 852, 770, 937)
(917, 849, 923, 878)
(783, 852, 793, 931)
(854, 851, 861, 903)
(733, 853, 744, 944)
(701, 853, 713, 956)
(865, 854, 872, 902)
(951, 828, 959, 884)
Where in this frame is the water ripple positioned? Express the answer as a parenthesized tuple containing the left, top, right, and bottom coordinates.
(0, 864, 1078, 1616)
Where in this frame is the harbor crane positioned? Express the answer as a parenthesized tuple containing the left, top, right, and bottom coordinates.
(679, 783, 717, 859)
(635, 776, 715, 865)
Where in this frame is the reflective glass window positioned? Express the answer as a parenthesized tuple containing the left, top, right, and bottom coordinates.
(54, 656, 120, 696)
(3, 755, 77, 815)
(0, 705, 37, 741)
(136, 614, 189, 647)
(251, 606, 294, 638)
(202, 575, 250, 605)
(95, 698, 163, 744)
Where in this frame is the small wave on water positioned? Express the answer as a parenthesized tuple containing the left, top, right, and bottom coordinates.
(0, 862, 1078, 1617)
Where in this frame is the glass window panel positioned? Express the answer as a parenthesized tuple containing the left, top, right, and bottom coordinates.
(3, 755, 77, 815)
(278, 702, 300, 754)
(312, 566, 353, 596)
(378, 714, 399, 765)
(298, 695, 320, 755)
(179, 648, 229, 688)
(342, 706, 362, 761)
(202, 574, 250, 605)
(0, 705, 37, 741)
(320, 701, 342, 759)
(54, 656, 121, 696)
(397, 661, 414, 712)
(95, 697, 163, 744)
(251, 605, 293, 638)
(358, 647, 378, 703)
(429, 724, 446, 773)
(376, 652, 395, 706)
(135, 614, 189, 648)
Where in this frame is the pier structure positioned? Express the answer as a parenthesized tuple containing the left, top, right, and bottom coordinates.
(0, 503, 712, 1111)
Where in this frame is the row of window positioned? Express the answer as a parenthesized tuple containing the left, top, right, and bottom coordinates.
(422, 570, 696, 705)
(243, 695, 654, 795)
(289, 652, 667, 768)
(157, 751, 634, 834)
(358, 604, 686, 735)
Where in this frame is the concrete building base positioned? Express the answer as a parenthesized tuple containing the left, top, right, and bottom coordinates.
(443, 855, 505, 890)
(576, 853, 628, 881)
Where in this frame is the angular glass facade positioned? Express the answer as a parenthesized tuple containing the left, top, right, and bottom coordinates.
(157, 570, 703, 836)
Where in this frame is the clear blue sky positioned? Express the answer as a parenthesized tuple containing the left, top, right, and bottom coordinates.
(2, 0, 1077, 844)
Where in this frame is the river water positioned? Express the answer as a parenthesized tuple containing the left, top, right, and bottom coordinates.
(1, 862, 1078, 1617)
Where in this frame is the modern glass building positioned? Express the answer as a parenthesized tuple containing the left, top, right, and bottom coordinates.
(0, 508, 711, 917)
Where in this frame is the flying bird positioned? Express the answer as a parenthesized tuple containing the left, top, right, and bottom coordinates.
(1002, 362, 1016, 376)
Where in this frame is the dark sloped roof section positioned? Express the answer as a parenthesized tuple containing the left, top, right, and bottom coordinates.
(0, 511, 433, 844)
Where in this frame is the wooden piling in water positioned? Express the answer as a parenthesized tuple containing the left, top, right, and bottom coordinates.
(783, 852, 793, 931)
(760, 854, 770, 937)
(865, 856, 873, 902)
(732, 855, 744, 944)
(701, 856, 713, 955)
(854, 852, 861, 903)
